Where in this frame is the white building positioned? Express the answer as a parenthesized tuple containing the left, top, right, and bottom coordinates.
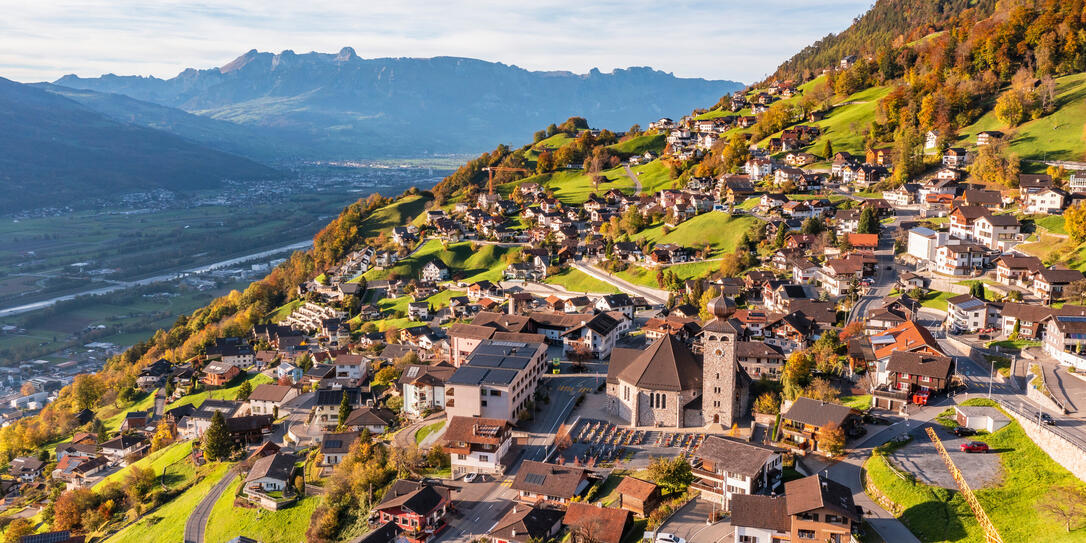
(907, 227, 948, 263)
(398, 364, 456, 418)
(945, 294, 993, 333)
(444, 340, 548, 423)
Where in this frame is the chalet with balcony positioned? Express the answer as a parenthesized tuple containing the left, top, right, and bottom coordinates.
(692, 435, 783, 509)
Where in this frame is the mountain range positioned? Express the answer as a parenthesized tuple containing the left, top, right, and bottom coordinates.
(53, 48, 744, 158)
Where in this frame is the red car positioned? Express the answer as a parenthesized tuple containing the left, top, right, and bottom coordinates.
(960, 441, 989, 453)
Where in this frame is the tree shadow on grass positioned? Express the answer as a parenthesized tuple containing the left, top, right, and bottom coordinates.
(900, 489, 972, 542)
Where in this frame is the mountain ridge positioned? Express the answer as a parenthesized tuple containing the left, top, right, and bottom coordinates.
(53, 49, 745, 158)
(0, 77, 279, 213)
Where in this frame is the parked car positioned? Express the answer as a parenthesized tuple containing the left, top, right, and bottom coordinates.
(655, 533, 686, 543)
(463, 472, 479, 483)
(863, 413, 891, 425)
(1040, 413, 1056, 425)
(960, 441, 989, 453)
(952, 426, 976, 437)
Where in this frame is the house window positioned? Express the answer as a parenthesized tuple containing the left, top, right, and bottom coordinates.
(481, 400, 488, 407)
(479, 455, 489, 462)
(797, 530, 816, 540)
(739, 537, 758, 543)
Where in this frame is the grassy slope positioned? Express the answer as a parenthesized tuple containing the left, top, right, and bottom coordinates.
(204, 475, 319, 543)
(95, 441, 194, 490)
(359, 194, 434, 239)
(539, 167, 636, 204)
(543, 269, 621, 294)
(364, 239, 516, 283)
(634, 212, 764, 258)
(107, 462, 233, 543)
(630, 160, 674, 194)
(867, 407, 1086, 543)
(608, 133, 666, 155)
(959, 72, 1086, 161)
(803, 86, 894, 155)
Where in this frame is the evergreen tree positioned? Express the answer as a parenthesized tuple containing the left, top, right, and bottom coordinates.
(774, 226, 789, 249)
(203, 410, 232, 461)
(857, 207, 879, 235)
(821, 139, 833, 160)
(92, 418, 108, 443)
(337, 392, 353, 431)
(237, 380, 253, 401)
(970, 282, 986, 301)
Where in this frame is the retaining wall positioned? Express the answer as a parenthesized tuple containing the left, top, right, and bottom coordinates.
(1005, 408, 1086, 483)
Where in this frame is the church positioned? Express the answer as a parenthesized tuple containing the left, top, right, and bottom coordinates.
(605, 296, 750, 428)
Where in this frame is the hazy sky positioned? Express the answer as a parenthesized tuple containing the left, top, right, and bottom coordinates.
(2, 1, 871, 84)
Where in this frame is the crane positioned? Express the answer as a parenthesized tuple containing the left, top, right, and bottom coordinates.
(482, 166, 530, 194)
(924, 427, 1004, 543)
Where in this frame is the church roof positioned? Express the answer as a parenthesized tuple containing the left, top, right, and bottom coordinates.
(613, 335, 702, 392)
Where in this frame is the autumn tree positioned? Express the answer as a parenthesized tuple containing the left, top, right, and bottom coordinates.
(19, 382, 35, 396)
(753, 392, 780, 415)
(647, 456, 693, 494)
(818, 422, 846, 456)
(150, 418, 175, 452)
(52, 488, 97, 531)
(1066, 202, 1086, 243)
(782, 350, 814, 400)
(805, 378, 840, 402)
(70, 374, 106, 410)
(970, 140, 1020, 188)
(3, 518, 34, 543)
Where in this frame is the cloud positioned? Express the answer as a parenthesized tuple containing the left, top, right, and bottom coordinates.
(1, 0, 871, 83)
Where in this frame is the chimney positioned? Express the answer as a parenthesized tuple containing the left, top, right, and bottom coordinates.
(512, 530, 517, 538)
(512, 505, 518, 514)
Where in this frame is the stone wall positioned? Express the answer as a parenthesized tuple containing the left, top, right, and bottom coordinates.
(1006, 408, 1086, 483)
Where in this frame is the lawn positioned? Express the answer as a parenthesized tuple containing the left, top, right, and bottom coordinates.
(107, 462, 234, 543)
(634, 212, 764, 258)
(544, 268, 620, 294)
(608, 133, 666, 156)
(867, 401, 1086, 543)
(204, 475, 320, 543)
(615, 260, 719, 288)
(735, 197, 760, 211)
(415, 420, 446, 445)
(95, 441, 194, 490)
(533, 132, 577, 151)
(919, 291, 957, 312)
(364, 239, 517, 283)
(1034, 215, 1067, 235)
(841, 394, 872, 411)
(167, 372, 274, 411)
(986, 339, 1042, 351)
(959, 72, 1086, 161)
(613, 266, 663, 289)
(1016, 233, 1070, 262)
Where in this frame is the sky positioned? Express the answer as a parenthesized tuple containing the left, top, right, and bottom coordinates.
(1, 0, 872, 84)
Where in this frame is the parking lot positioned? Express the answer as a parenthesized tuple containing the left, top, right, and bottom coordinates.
(557, 418, 707, 468)
(888, 423, 1003, 489)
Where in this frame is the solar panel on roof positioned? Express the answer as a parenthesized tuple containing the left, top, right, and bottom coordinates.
(524, 473, 547, 485)
(1059, 316, 1086, 322)
(406, 367, 420, 378)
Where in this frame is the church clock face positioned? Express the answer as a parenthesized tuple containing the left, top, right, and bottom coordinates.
(713, 348, 723, 356)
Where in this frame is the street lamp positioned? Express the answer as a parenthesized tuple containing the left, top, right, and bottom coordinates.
(987, 356, 995, 399)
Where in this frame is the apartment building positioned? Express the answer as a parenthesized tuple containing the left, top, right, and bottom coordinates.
(444, 340, 548, 423)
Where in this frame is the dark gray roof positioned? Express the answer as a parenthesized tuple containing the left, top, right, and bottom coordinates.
(782, 397, 854, 428)
(245, 452, 297, 483)
(696, 436, 783, 478)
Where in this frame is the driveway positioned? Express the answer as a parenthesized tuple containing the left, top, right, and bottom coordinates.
(622, 165, 643, 195)
(183, 465, 239, 543)
(656, 500, 732, 543)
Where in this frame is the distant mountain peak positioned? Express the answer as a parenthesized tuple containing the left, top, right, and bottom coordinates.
(336, 47, 358, 62)
(220, 48, 262, 73)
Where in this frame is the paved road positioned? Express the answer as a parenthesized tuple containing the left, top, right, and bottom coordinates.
(393, 412, 447, 449)
(571, 261, 668, 305)
(183, 465, 239, 543)
(622, 165, 643, 195)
